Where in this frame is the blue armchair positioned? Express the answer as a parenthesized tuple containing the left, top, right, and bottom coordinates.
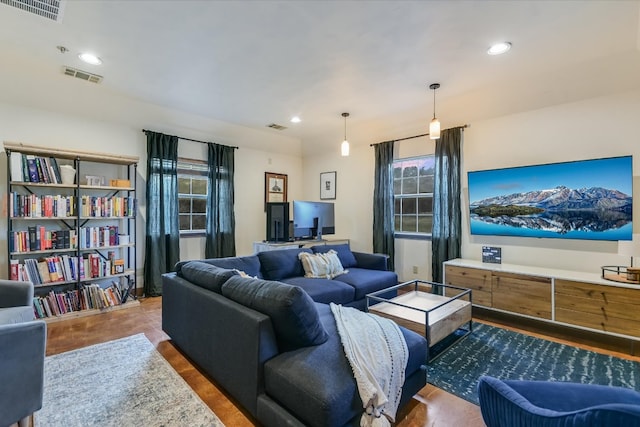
(478, 375, 640, 427)
(0, 280, 47, 427)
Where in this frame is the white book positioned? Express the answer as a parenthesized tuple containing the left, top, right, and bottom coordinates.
(10, 152, 24, 182)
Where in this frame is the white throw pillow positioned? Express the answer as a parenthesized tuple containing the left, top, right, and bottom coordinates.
(298, 250, 348, 279)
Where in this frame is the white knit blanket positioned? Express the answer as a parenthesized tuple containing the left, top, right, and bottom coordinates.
(330, 303, 408, 427)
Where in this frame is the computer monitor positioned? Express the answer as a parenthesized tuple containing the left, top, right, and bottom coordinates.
(292, 200, 335, 239)
(266, 202, 289, 242)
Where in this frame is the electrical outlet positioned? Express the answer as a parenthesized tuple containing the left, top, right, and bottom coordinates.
(412, 266, 418, 274)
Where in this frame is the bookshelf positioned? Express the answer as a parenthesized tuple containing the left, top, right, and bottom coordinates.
(4, 141, 139, 322)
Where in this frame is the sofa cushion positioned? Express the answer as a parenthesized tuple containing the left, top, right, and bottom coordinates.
(311, 244, 358, 268)
(280, 277, 355, 305)
(298, 250, 347, 279)
(333, 267, 398, 300)
(176, 255, 262, 278)
(221, 276, 328, 351)
(179, 261, 239, 293)
(263, 303, 427, 426)
(0, 306, 34, 324)
(257, 248, 311, 280)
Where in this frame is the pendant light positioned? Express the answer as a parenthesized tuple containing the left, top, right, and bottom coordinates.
(341, 112, 350, 156)
(429, 83, 441, 140)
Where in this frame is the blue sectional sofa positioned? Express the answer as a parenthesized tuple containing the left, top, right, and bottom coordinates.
(162, 245, 428, 426)
(187, 244, 399, 310)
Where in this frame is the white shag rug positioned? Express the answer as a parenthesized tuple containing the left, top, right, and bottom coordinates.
(35, 333, 224, 427)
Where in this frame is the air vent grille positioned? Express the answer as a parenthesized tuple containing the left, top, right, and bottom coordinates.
(63, 66, 103, 84)
(0, 0, 65, 22)
(266, 123, 287, 131)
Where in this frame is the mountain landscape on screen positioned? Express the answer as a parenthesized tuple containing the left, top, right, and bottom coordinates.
(470, 186, 632, 238)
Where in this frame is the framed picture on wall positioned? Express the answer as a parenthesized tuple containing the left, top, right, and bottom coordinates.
(265, 172, 288, 205)
(320, 171, 336, 200)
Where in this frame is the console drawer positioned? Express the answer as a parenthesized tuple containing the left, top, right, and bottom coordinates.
(444, 265, 492, 307)
(492, 272, 551, 319)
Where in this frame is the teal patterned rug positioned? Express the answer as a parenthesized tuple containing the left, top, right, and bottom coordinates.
(36, 334, 224, 427)
(427, 322, 640, 405)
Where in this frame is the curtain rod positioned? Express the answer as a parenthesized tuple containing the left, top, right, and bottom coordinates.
(369, 124, 470, 147)
(142, 129, 239, 149)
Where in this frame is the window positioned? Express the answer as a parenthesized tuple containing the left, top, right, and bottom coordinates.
(178, 159, 208, 235)
(393, 155, 435, 236)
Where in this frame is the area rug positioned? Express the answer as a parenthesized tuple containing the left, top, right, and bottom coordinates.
(427, 322, 640, 405)
(35, 334, 224, 427)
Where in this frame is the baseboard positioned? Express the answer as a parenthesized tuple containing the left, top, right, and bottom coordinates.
(473, 307, 640, 357)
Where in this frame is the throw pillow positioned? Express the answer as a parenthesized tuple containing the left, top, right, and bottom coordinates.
(179, 261, 239, 293)
(298, 250, 348, 279)
(257, 248, 311, 280)
(311, 244, 358, 268)
(221, 276, 329, 351)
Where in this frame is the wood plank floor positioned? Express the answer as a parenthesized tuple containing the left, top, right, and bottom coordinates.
(44, 296, 640, 427)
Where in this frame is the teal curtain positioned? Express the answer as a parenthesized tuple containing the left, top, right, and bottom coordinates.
(373, 141, 395, 271)
(205, 143, 236, 258)
(431, 127, 463, 285)
(143, 131, 180, 296)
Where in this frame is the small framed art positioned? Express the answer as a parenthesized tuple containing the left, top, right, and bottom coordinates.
(320, 171, 336, 200)
(265, 172, 288, 204)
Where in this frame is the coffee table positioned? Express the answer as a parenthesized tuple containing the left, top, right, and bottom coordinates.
(366, 280, 472, 362)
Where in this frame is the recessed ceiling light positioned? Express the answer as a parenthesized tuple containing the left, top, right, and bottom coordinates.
(78, 52, 102, 65)
(290, 116, 301, 123)
(487, 42, 512, 55)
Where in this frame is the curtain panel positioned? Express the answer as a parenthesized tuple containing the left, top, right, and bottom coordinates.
(143, 131, 180, 296)
(431, 127, 462, 285)
(373, 141, 395, 271)
(205, 143, 236, 258)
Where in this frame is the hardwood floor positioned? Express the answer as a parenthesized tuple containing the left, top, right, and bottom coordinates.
(44, 297, 640, 427)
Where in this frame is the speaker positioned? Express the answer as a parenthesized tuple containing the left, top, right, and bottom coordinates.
(266, 202, 289, 242)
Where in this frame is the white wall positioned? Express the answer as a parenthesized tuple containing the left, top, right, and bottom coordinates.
(462, 90, 640, 272)
(3, 88, 639, 284)
(301, 143, 374, 252)
(304, 89, 640, 281)
(0, 101, 304, 283)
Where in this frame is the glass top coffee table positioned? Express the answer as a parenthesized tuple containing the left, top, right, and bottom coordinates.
(366, 280, 472, 362)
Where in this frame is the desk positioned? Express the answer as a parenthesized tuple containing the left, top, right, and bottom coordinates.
(253, 238, 350, 253)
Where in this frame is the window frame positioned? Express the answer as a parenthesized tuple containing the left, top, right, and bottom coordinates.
(393, 155, 435, 240)
(177, 157, 208, 237)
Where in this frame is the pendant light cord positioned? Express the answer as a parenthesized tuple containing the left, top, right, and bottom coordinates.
(342, 112, 349, 140)
(429, 83, 440, 120)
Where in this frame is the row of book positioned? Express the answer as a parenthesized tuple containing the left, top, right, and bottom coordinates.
(11, 253, 127, 284)
(9, 193, 76, 218)
(79, 225, 122, 249)
(9, 225, 127, 253)
(9, 228, 75, 253)
(9, 152, 64, 184)
(80, 195, 136, 217)
(33, 282, 128, 319)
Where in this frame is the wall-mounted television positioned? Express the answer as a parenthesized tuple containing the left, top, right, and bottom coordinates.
(467, 156, 633, 241)
(293, 200, 335, 239)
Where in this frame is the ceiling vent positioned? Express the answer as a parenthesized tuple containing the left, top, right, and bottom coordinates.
(266, 123, 287, 131)
(0, 0, 66, 22)
(63, 66, 103, 84)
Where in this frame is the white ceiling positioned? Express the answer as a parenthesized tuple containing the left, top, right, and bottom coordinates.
(1, 0, 640, 154)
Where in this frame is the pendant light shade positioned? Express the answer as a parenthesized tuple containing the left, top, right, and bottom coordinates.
(429, 83, 441, 140)
(341, 112, 350, 156)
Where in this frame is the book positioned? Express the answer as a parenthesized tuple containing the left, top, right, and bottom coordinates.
(28, 226, 37, 251)
(113, 258, 125, 274)
(10, 151, 24, 182)
(10, 259, 19, 281)
(26, 156, 40, 182)
(49, 157, 62, 184)
(37, 260, 51, 284)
